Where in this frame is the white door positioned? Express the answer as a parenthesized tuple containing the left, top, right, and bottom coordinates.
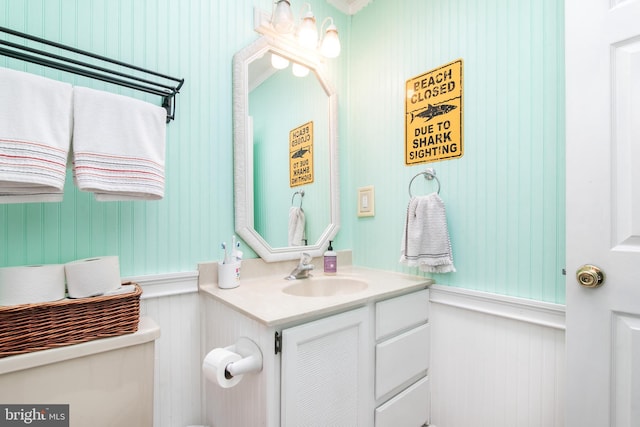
(566, 1, 640, 426)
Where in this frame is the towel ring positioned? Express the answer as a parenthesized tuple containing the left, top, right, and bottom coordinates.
(291, 190, 305, 208)
(408, 168, 441, 197)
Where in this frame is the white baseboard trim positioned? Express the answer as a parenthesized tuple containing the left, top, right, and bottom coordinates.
(123, 271, 199, 299)
(429, 285, 566, 330)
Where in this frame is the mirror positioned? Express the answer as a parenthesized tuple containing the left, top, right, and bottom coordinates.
(233, 36, 339, 262)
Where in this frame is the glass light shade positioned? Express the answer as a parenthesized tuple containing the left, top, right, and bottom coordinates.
(292, 63, 310, 77)
(320, 25, 341, 58)
(271, 53, 289, 69)
(298, 13, 318, 49)
(272, 0, 294, 34)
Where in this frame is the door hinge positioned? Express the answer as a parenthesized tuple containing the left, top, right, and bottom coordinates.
(275, 331, 282, 354)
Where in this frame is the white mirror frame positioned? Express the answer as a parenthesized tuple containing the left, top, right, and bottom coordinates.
(233, 35, 340, 262)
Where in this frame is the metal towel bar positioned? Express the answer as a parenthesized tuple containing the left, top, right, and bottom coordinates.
(0, 25, 184, 122)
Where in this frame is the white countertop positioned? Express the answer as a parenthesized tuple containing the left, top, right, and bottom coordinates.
(199, 263, 432, 326)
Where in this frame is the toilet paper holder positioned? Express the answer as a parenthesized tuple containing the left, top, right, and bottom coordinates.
(223, 337, 263, 378)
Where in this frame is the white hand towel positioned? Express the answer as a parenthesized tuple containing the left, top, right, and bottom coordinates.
(72, 86, 167, 201)
(0, 67, 73, 203)
(400, 193, 455, 273)
(288, 206, 306, 246)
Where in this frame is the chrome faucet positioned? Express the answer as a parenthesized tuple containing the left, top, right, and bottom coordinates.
(286, 252, 314, 280)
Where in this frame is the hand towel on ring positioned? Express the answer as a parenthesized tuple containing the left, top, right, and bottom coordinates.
(400, 193, 455, 273)
(288, 206, 306, 246)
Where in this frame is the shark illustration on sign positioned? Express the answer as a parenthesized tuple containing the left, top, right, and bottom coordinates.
(291, 147, 310, 159)
(411, 102, 457, 123)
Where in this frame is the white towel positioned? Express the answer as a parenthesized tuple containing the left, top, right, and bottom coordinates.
(288, 206, 306, 246)
(0, 67, 73, 203)
(72, 86, 167, 201)
(400, 193, 455, 273)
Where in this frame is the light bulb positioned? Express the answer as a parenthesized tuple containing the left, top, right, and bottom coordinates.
(272, 0, 294, 34)
(298, 12, 318, 50)
(292, 63, 310, 77)
(321, 25, 341, 58)
(271, 53, 289, 69)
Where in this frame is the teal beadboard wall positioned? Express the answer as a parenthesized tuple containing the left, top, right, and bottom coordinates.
(0, 0, 321, 275)
(0, 0, 565, 304)
(346, 0, 566, 303)
(0, 0, 348, 276)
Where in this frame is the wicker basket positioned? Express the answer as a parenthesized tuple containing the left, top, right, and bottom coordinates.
(0, 282, 142, 358)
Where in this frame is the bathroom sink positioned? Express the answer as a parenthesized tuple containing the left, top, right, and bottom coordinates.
(282, 277, 368, 297)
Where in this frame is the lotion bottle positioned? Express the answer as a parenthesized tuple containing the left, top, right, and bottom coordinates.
(323, 241, 337, 275)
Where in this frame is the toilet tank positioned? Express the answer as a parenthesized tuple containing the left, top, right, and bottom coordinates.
(0, 317, 160, 426)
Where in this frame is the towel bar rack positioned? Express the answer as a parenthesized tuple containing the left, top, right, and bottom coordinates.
(408, 168, 441, 197)
(0, 25, 184, 123)
(291, 190, 305, 208)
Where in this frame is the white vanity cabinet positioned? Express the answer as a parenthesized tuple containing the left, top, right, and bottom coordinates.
(374, 289, 431, 427)
(280, 307, 371, 426)
(201, 269, 431, 427)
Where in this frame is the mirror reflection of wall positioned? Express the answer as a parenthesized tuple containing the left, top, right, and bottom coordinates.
(250, 59, 330, 248)
(234, 36, 340, 262)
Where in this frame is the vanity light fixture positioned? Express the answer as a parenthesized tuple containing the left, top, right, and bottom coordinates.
(272, 0, 295, 34)
(271, 53, 290, 69)
(319, 18, 340, 58)
(297, 4, 318, 50)
(268, 1, 341, 71)
(292, 62, 310, 77)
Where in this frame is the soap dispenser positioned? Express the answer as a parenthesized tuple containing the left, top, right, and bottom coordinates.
(323, 241, 337, 275)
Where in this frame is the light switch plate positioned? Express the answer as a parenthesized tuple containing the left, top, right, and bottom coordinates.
(358, 186, 375, 217)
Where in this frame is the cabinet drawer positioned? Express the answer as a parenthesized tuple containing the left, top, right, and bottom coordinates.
(376, 289, 429, 341)
(375, 376, 430, 427)
(375, 323, 430, 400)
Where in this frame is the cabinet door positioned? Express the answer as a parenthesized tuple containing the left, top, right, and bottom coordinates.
(281, 307, 370, 427)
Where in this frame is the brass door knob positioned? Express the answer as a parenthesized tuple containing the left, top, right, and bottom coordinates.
(576, 264, 605, 288)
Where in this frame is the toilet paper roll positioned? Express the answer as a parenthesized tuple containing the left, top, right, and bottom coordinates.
(0, 264, 66, 306)
(65, 256, 121, 298)
(202, 348, 243, 388)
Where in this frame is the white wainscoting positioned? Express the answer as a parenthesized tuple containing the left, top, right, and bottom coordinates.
(129, 272, 202, 427)
(429, 285, 566, 427)
(128, 275, 566, 427)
